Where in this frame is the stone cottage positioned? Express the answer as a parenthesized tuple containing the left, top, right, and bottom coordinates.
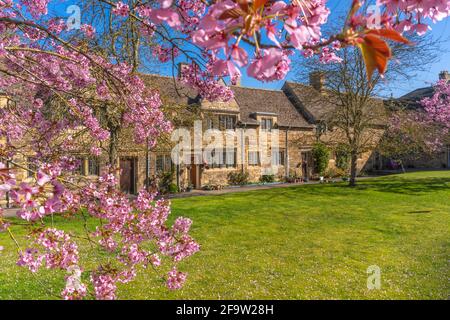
(1, 72, 388, 198)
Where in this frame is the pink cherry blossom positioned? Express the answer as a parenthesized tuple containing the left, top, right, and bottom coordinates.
(112, 1, 130, 17)
(81, 24, 96, 38)
(247, 48, 291, 82)
(19, 0, 50, 18)
(167, 267, 187, 290)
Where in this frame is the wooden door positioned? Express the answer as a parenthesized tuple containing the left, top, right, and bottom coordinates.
(120, 158, 136, 194)
(190, 164, 198, 189)
(301, 151, 312, 178)
(190, 155, 201, 189)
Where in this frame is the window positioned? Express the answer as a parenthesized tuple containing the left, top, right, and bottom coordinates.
(225, 149, 237, 168)
(74, 157, 86, 175)
(248, 151, 260, 166)
(272, 149, 285, 166)
(219, 115, 236, 130)
(206, 118, 215, 130)
(208, 148, 237, 168)
(156, 154, 172, 173)
(88, 158, 100, 176)
(261, 118, 273, 131)
(27, 157, 37, 178)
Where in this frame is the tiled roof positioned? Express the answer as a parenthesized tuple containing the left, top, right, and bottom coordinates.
(282, 81, 387, 126)
(139, 73, 313, 129)
(282, 82, 337, 123)
(397, 86, 434, 109)
(140, 74, 201, 106)
(231, 86, 313, 128)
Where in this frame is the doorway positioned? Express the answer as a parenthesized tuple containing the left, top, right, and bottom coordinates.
(190, 164, 200, 189)
(120, 157, 137, 194)
(301, 151, 313, 179)
(190, 155, 201, 189)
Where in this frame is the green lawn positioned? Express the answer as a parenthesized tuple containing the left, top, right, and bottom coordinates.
(1, 171, 449, 299)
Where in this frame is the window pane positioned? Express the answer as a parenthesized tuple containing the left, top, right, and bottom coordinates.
(164, 155, 172, 172)
(248, 151, 259, 166)
(225, 149, 236, 167)
(88, 158, 100, 176)
(219, 115, 236, 130)
(261, 118, 273, 131)
(156, 156, 164, 173)
(75, 158, 85, 175)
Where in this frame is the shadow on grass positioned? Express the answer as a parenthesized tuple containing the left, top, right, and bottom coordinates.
(184, 174, 450, 205)
(232, 175, 450, 201)
(353, 177, 450, 195)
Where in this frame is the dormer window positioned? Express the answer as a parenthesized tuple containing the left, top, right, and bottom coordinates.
(261, 118, 273, 131)
(219, 115, 236, 130)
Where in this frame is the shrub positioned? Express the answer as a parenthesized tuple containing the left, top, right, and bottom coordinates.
(202, 184, 223, 191)
(158, 171, 174, 194)
(312, 142, 330, 176)
(168, 183, 179, 193)
(324, 168, 336, 179)
(260, 174, 275, 183)
(324, 167, 346, 178)
(335, 144, 351, 171)
(227, 171, 250, 186)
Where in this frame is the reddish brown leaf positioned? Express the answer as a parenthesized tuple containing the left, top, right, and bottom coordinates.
(358, 34, 392, 80)
(366, 29, 411, 44)
(253, 0, 269, 10)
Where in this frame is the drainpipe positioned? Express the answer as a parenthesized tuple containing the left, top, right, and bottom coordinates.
(285, 127, 290, 178)
(240, 124, 247, 173)
(176, 164, 180, 192)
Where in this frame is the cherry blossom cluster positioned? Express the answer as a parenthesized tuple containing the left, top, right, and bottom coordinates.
(62, 266, 88, 300)
(0, 0, 196, 299)
(1, 160, 200, 299)
(19, 0, 50, 18)
(384, 78, 450, 155)
(381, 0, 450, 35)
(421, 79, 450, 130)
(17, 228, 80, 271)
(179, 63, 234, 102)
(112, 1, 130, 17)
(4, 160, 79, 221)
(76, 177, 199, 299)
(153, 45, 180, 63)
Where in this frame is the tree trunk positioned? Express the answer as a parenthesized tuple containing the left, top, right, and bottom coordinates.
(349, 150, 358, 187)
(109, 127, 119, 167)
(109, 127, 120, 190)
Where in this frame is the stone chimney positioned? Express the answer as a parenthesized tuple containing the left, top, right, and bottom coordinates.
(309, 71, 325, 91)
(439, 70, 450, 81)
